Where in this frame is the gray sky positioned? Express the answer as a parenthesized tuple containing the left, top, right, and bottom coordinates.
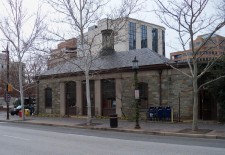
(0, 0, 224, 58)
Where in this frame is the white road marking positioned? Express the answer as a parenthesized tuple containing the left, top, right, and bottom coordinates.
(3, 135, 30, 141)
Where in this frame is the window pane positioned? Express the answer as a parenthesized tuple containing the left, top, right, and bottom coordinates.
(129, 22, 136, 50)
(152, 28, 158, 53)
(45, 87, 52, 107)
(141, 25, 147, 48)
(162, 30, 165, 56)
(139, 82, 148, 109)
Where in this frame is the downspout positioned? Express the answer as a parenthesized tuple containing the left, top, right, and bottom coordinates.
(159, 70, 162, 106)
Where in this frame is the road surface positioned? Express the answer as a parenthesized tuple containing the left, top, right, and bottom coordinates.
(0, 122, 225, 155)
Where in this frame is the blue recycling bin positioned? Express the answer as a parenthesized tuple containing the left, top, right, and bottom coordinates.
(148, 107, 157, 121)
(165, 106, 171, 121)
(157, 106, 163, 121)
(162, 107, 167, 121)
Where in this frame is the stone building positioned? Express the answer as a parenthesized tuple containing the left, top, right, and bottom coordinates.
(37, 47, 193, 120)
(37, 18, 194, 121)
(169, 34, 225, 121)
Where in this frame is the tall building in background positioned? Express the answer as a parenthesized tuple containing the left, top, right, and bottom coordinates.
(48, 18, 166, 68)
(81, 17, 166, 56)
(170, 34, 225, 62)
(48, 38, 77, 68)
(0, 53, 6, 72)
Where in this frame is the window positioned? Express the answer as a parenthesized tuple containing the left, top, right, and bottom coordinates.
(139, 82, 148, 109)
(45, 87, 52, 108)
(101, 79, 116, 116)
(65, 81, 76, 115)
(152, 28, 158, 53)
(129, 22, 136, 50)
(174, 54, 182, 59)
(162, 30, 165, 56)
(141, 25, 147, 48)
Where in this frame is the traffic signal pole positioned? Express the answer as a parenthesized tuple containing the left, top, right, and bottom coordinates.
(2, 45, 10, 120)
(6, 47, 9, 120)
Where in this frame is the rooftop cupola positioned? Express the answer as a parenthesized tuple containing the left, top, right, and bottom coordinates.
(100, 29, 115, 56)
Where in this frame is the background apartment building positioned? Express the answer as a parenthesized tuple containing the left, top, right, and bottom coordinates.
(48, 38, 77, 68)
(80, 18, 166, 56)
(48, 18, 166, 68)
(170, 34, 225, 62)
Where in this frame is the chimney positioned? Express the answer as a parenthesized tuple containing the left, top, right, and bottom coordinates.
(100, 29, 115, 56)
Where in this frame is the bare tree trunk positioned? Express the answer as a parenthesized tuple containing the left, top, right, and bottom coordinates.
(19, 60, 25, 121)
(192, 62, 198, 131)
(85, 71, 92, 125)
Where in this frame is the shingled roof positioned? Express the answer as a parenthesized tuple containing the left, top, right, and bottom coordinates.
(40, 48, 169, 76)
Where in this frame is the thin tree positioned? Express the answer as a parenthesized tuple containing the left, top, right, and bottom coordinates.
(154, 0, 225, 131)
(0, 0, 46, 120)
(44, 0, 143, 125)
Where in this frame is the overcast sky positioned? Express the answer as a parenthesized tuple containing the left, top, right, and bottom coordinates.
(0, 0, 224, 58)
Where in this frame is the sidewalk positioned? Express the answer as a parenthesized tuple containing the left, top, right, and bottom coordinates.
(0, 112, 225, 139)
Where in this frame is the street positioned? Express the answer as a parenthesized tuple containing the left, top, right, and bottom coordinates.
(0, 122, 225, 154)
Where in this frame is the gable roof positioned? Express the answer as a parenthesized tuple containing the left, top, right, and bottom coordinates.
(40, 48, 169, 77)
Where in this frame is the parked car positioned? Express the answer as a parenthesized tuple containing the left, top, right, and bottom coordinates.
(10, 105, 34, 116)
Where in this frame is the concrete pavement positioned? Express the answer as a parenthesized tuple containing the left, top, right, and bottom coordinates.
(0, 111, 225, 139)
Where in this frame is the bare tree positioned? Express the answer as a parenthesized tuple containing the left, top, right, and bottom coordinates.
(154, 0, 225, 131)
(24, 54, 48, 84)
(0, 0, 46, 120)
(44, 0, 143, 125)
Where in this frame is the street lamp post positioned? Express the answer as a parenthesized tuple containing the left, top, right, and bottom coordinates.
(132, 56, 140, 129)
(2, 45, 10, 120)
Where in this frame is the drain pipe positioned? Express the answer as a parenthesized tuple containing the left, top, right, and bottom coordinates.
(158, 70, 162, 106)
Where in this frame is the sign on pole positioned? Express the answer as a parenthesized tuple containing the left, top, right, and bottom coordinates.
(4, 93, 11, 103)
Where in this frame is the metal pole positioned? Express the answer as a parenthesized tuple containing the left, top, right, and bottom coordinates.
(134, 69, 140, 129)
(6, 47, 9, 120)
(2, 46, 10, 120)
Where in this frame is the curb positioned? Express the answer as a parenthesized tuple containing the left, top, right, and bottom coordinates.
(2, 120, 225, 140)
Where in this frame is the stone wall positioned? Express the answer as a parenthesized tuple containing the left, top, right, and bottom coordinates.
(38, 79, 61, 115)
(119, 69, 193, 120)
(37, 68, 193, 120)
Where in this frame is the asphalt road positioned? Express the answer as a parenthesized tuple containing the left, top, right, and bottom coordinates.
(0, 122, 225, 155)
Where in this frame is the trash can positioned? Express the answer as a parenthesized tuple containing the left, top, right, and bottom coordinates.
(25, 109, 30, 117)
(109, 114, 118, 128)
(18, 110, 22, 117)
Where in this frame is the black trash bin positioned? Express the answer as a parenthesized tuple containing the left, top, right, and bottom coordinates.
(109, 114, 118, 128)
